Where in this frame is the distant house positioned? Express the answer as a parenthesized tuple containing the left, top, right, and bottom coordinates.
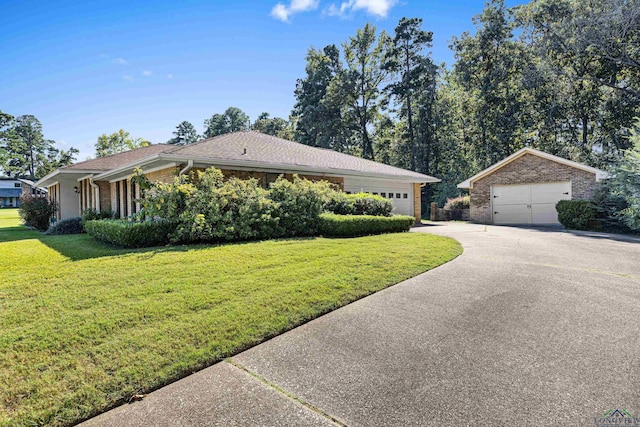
(36, 131, 440, 222)
(0, 177, 47, 208)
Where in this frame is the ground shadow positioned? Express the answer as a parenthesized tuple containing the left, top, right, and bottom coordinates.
(35, 233, 320, 262)
(495, 224, 640, 244)
(0, 226, 42, 243)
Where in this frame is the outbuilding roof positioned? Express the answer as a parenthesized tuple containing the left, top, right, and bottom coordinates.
(457, 147, 609, 189)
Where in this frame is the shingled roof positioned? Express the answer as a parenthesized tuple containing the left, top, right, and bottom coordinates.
(62, 144, 171, 171)
(164, 131, 437, 182)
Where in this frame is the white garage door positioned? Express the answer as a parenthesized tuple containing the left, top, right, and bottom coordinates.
(492, 182, 571, 225)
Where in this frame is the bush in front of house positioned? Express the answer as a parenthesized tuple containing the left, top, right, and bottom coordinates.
(269, 175, 336, 237)
(81, 208, 115, 225)
(318, 213, 415, 237)
(45, 217, 83, 235)
(324, 192, 393, 217)
(347, 193, 393, 216)
(18, 194, 56, 231)
(174, 173, 279, 243)
(556, 200, 597, 231)
(85, 219, 177, 248)
(87, 167, 411, 247)
(444, 195, 470, 210)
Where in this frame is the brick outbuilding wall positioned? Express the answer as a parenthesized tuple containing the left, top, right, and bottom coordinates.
(470, 153, 597, 224)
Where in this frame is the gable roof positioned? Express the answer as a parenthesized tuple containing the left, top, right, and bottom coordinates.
(62, 144, 171, 171)
(95, 131, 439, 183)
(35, 144, 173, 187)
(457, 147, 609, 189)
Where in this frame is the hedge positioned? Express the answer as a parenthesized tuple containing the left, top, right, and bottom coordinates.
(84, 220, 177, 248)
(556, 200, 597, 231)
(318, 213, 415, 237)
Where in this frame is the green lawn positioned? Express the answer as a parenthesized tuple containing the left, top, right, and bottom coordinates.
(0, 208, 462, 426)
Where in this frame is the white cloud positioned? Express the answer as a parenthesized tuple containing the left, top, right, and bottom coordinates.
(122, 75, 134, 81)
(142, 70, 152, 76)
(112, 57, 128, 65)
(166, 74, 174, 79)
(270, 0, 318, 22)
(326, 0, 397, 18)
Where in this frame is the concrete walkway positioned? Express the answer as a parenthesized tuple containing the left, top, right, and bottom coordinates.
(82, 223, 640, 426)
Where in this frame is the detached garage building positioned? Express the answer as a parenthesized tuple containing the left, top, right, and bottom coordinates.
(457, 148, 608, 225)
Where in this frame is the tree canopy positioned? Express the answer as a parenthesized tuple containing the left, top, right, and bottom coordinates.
(95, 129, 150, 158)
(0, 112, 77, 178)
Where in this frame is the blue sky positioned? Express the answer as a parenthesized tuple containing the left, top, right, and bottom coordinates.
(1, 0, 521, 161)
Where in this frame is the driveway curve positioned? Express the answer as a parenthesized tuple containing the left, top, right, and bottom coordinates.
(84, 223, 640, 426)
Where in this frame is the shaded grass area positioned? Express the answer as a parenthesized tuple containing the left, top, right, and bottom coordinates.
(0, 208, 462, 426)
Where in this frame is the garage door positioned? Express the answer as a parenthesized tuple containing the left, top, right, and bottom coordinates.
(492, 182, 571, 225)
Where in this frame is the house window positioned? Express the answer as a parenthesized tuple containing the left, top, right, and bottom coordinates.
(373, 192, 378, 195)
(14, 183, 20, 188)
(396, 193, 401, 199)
(346, 191, 351, 194)
(381, 192, 386, 198)
(403, 193, 408, 199)
(389, 193, 394, 198)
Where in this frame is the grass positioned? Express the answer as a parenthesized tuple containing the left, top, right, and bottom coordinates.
(0, 208, 462, 426)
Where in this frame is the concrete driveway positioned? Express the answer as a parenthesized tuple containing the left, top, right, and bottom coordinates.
(83, 223, 640, 426)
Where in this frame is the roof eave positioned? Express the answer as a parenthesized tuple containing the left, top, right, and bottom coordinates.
(159, 154, 440, 183)
(36, 169, 106, 188)
(458, 148, 609, 188)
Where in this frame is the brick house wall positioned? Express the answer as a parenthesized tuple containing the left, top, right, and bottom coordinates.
(96, 181, 111, 211)
(146, 167, 179, 183)
(470, 153, 597, 224)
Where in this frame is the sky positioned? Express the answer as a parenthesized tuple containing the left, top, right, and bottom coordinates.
(1, 0, 521, 161)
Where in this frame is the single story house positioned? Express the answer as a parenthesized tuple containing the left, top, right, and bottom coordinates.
(457, 147, 608, 225)
(0, 177, 47, 208)
(36, 131, 440, 222)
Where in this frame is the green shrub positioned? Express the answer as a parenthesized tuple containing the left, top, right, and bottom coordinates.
(269, 175, 333, 236)
(18, 195, 56, 231)
(324, 192, 393, 216)
(85, 219, 176, 248)
(608, 122, 640, 231)
(347, 193, 393, 216)
(444, 195, 470, 210)
(592, 180, 632, 233)
(324, 191, 354, 215)
(556, 200, 597, 231)
(45, 217, 83, 235)
(318, 213, 415, 237)
(81, 208, 115, 225)
(175, 175, 278, 243)
(138, 174, 198, 223)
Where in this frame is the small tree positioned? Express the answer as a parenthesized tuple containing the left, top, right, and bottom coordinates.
(611, 122, 640, 231)
(18, 194, 56, 231)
